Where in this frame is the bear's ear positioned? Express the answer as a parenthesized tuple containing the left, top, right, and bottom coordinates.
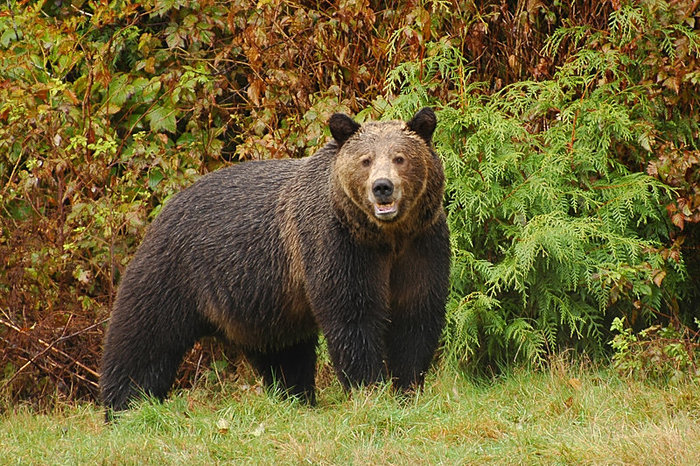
(407, 107, 437, 144)
(329, 113, 361, 146)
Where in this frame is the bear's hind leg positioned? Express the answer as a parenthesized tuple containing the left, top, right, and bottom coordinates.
(245, 334, 318, 405)
(100, 301, 211, 416)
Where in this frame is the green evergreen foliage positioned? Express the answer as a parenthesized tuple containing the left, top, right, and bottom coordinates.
(384, 32, 691, 370)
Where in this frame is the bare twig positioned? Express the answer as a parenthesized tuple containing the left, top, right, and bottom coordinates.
(0, 315, 72, 391)
(0, 314, 102, 383)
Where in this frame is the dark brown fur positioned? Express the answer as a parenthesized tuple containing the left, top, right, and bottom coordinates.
(100, 108, 450, 417)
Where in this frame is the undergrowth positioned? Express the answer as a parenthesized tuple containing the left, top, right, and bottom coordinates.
(1, 0, 698, 403)
(610, 317, 700, 383)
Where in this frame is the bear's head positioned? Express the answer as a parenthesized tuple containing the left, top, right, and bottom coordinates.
(329, 108, 444, 238)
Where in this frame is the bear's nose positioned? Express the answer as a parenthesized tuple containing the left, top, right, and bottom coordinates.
(372, 178, 394, 201)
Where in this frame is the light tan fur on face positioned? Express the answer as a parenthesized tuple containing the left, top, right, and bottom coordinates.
(332, 120, 433, 231)
(365, 150, 403, 207)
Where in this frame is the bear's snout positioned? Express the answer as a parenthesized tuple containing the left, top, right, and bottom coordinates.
(370, 177, 399, 220)
(372, 178, 394, 202)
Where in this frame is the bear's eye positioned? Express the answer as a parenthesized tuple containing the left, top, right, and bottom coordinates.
(361, 158, 372, 168)
(393, 156, 405, 165)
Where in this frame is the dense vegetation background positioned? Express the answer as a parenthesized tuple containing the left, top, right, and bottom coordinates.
(1, 0, 698, 406)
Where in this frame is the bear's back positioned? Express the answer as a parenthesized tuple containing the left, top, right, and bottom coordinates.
(150, 145, 335, 243)
(120, 147, 335, 347)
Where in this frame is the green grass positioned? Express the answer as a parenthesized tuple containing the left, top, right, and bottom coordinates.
(1, 362, 699, 465)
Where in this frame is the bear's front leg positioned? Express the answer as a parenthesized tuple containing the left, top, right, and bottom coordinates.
(305, 243, 391, 389)
(386, 224, 450, 390)
(321, 314, 388, 389)
(384, 306, 444, 390)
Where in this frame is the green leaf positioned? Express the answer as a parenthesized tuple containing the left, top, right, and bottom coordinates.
(148, 105, 177, 133)
(165, 24, 185, 49)
(141, 79, 162, 103)
(148, 168, 165, 191)
(107, 74, 130, 106)
(1, 28, 19, 47)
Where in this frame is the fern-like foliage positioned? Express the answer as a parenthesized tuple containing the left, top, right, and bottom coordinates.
(384, 21, 688, 371)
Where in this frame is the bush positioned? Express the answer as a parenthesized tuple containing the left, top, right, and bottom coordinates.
(610, 317, 700, 383)
(0, 0, 446, 404)
(382, 1, 698, 371)
(1, 0, 698, 403)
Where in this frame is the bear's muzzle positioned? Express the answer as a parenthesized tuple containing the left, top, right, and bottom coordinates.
(371, 178, 399, 220)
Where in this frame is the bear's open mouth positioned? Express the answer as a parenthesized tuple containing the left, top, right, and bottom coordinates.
(374, 201, 398, 219)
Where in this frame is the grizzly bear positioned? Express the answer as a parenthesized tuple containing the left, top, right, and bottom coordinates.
(100, 108, 450, 415)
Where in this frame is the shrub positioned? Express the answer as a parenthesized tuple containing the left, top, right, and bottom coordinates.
(610, 317, 700, 383)
(383, 4, 697, 370)
(1, 0, 697, 403)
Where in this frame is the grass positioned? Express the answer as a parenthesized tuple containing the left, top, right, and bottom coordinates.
(1, 361, 699, 465)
